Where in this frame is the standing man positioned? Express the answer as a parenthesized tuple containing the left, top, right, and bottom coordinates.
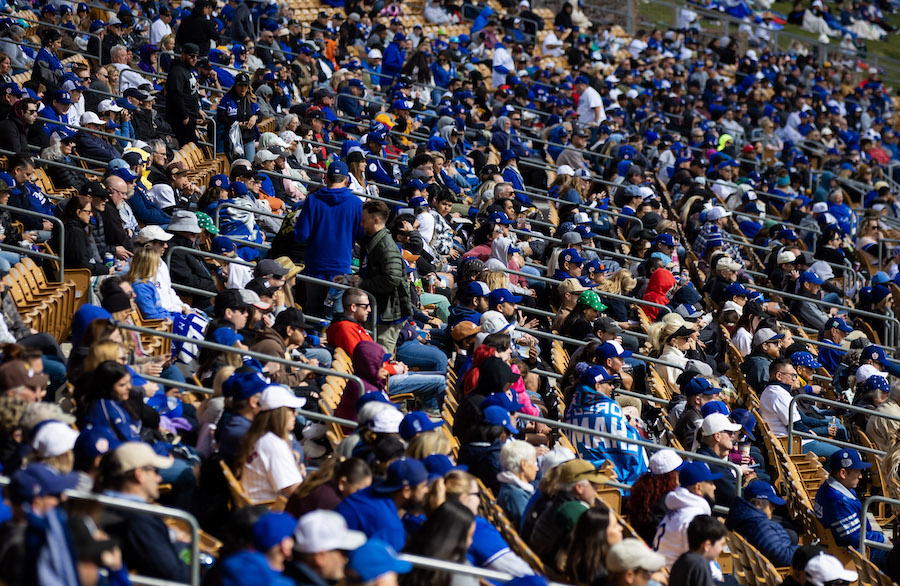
(174, 0, 219, 57)
(381, 33, 407, 88)
(352, 199, 412, 354)
(165, 43, 204, 148)
(150, 6, 173, 45)
(294, 161, 363, 318)
(575, 75, 605, 128)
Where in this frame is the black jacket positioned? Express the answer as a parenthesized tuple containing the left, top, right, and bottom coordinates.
(45, 159, 88, 192)
(105, 509, 190, 583)
(62, 218, 107, 275)
(0, 115, 29, 154)
(167, 233, 217, 294)
(98, 202, 131, 252)
(230, 2, 254, 42)
(175, 11, 219, 57)
(165, 59, 200, 124)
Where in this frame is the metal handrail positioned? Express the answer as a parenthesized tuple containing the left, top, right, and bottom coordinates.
(0, 474, 203, 586)
(860, 496, 898, 555)
(0, 203, 66, 280)
(115, 322, 368, 400)
(509, 227, 644, 264)
(36, 115, 138, 144)
(751, 283, 900, 347)
(516, 412, 743, 498)
(398, 552, 569, 585)
(786, 394, 900, 455)
(518, 325, 684, 371)
(163, 245, 378, 339)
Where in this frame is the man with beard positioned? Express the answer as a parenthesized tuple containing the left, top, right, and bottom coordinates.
(335, 457, 428, 551)
(653, 462, 719, 570)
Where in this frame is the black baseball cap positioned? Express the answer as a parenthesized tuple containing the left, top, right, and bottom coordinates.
(274, 307, 306, 329)
(182, 43, 200, 56)
(791, 545, 825, 570)
(215, 289, 247, 312)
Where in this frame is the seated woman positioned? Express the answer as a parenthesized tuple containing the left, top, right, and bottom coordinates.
(59, 195, 112, 276)
(235, 384, 307, 503)
(496, 439, 538, 527)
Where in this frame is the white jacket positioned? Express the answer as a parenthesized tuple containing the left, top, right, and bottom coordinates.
(652, 486, 712, 568)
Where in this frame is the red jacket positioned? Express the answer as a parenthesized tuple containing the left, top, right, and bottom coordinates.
(325, 317, 372, 357)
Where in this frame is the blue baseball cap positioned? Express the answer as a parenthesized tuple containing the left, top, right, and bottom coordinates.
(211, 326, 244, 347)
(595, 341, 632, 360)
(790, 351, 821, 370)
(798, 271, 824, 285)
(231, 181, 249, 196)
(725, 282, 750, 298)
(700, 400, 730, 417)
(862, 374, 890, 394)
(830, 448, 871, 471)
(730, 408, 757, 441)
(252, 512, 297, 551)
(678, 461, 722, 486)
(346, 539, 412, 582)
(328, 160, 349, 178)
(73, 426, 120, 465)
(580, 365, 618, 386)
(462, 281, 490, 299)
(576, 225, 597, 239)
(872, 271, 891, 285)
(655, 233, 676, 247)
(824, 316, 853, 332)
(488, 212, 514, 225)
(222, 370, 269, 400)
(407, 179, 429, 192)
(9, 463, 78, 504)
(861, 345, 886, 365)
(776, 229, 798, 241)
(52, 90, 72, 104)
(408, 196, 428, 207)
(481, 391, 523, 412)
(743, 480, 786, 505)
(483, 405, 518, 435)
(112, 167, 139, 183)
(210, 174, 230, 189)
(684, 377, 717, 396)
(356, 390, 391, 412)
(500, 149, 518, 162)
(488, 288, 522, 306)
(115, 97, 137, 111)
(373, 458, 428, 494)
(560, 247, 586, 264)
(398, 411, 443, 441)
(391, 99, 411, 110)
(421, 454, 468, 481)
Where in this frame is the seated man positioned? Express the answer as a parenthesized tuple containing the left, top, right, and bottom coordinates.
(814, 448, 890, 567)
(759, 358, 840, 459)
(725, 480, 799, 568)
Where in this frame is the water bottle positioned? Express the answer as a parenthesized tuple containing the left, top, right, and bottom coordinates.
(104, 253, 114, 269)
(829, 416, 839, 437)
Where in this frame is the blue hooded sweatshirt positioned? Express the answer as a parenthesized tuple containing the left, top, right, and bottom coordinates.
(294, 185, 363, 276)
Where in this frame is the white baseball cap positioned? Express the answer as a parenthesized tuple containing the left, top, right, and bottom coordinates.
(369, 407, 403, 433)
(805, 553, 857, 586)
(812, 202, 829, 214)
(136, 225, 174, 243)
(855, 364, 887, 385)
(80, 111, 103, 125)
(367, 48, 383, 59)
(293, 510, 367, 554)
(607, 539, 666, 573)
(98, 98, 123, 113)
(259, 385, 307, 411)
(32, 421, 79, 457)
(776, 250, 797, 265)
(706, 206, 732, 221)
(701, 413, 742, 436)
(649, 449, 684, 475)
(557, 164, 575, 177)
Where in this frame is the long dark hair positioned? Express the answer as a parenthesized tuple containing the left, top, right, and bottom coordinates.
(565, 507, 616, 585)
(559, 301, 594, 336)
(75, 360, 132, 423)
(401, 501, 475, 586)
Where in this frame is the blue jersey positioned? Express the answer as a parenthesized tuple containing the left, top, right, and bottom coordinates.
(565, 384, 648, 484)
(814, 477, 885, 548)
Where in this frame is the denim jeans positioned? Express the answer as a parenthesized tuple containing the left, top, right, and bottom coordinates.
(304, 278, 344, 321)
(304, 347, 333, 369)
(0, 250, 21, 275)
(396, 339, 448, 374)
(388, 372, 445, 411)
(802, 439, 841, 459)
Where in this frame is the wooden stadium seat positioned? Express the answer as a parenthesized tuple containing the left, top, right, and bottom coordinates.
(219, 460, 287, 511)
(848, 546, 893, 586)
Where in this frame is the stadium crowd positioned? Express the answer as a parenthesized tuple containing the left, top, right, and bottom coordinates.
(1, 0, 900, 584)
